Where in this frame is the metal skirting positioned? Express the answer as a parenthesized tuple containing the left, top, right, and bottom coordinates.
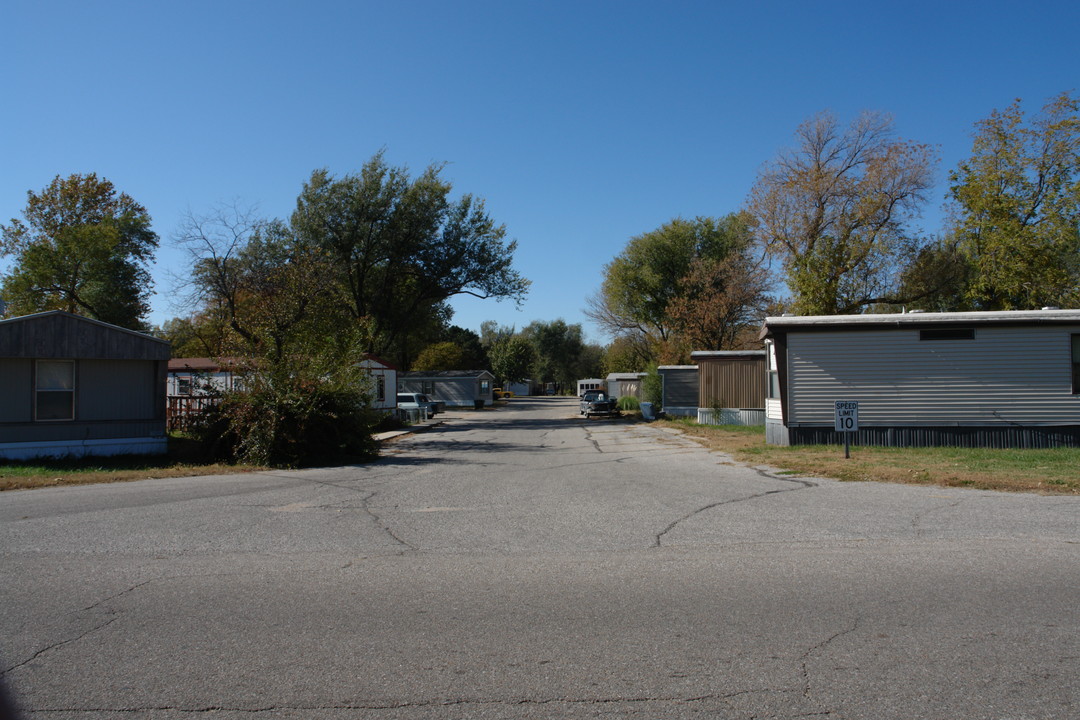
(775, 425, 1080, 449)
(697, 408, 766, 427)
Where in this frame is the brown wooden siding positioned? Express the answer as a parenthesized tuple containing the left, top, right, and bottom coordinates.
(698, 357, 766, 409)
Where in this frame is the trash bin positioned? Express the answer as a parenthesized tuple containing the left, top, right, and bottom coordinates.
(474, 399, 485, 410)
(640, 402, 656, 421)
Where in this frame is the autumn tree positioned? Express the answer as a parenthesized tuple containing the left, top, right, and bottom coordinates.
(1, 173, 158, 329)
(948, 92, 1080, 310)
(587, 214, 767, 362)
(747, 111, 936, 315)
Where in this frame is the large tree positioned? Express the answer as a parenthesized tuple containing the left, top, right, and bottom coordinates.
(747, 111, 936, 315)
(175, 206, 350, 363)
(290, 152, 529, 361)
(488, 335, 537, 385)
(586, 213, 766, 362)
(1, 173, 158, 329)
(948, 92, 1080, 310)
(521, 319, 590, 391)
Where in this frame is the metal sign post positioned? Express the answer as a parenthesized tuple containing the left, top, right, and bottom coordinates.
(834, 400, 859, 459)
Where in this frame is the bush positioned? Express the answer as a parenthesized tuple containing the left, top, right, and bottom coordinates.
(193, 362, 379, 467)
(642, 363, 663, 406)
(617, 395, 640, 411)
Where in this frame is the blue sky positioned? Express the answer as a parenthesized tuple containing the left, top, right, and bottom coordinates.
(2, 1, 1078, 342)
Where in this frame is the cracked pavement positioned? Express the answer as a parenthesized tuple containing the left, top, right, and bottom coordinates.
(1, 396, 1078, 719)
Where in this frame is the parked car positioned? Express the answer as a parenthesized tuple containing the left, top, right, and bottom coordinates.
(580, 390, 619, 418)
(396, 392, 442, 418)
(493, 387, 514, 399)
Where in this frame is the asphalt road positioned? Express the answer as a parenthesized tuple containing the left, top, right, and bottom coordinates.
(1, 396, 1078, 719)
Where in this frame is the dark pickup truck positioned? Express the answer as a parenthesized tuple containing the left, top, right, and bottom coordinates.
(580, 390, 619, 418)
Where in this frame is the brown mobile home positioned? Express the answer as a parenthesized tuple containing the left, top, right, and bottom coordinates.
(690, 350, 766, 426)
(0, 311, 170, 459)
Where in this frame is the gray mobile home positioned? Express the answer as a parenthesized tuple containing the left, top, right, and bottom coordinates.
(760, 309, 1080, 447)
(657, 365, 698, 417)
(0, 311, 170, 459)
(399, 370, 496, 408)
(690, 351, 766, 426)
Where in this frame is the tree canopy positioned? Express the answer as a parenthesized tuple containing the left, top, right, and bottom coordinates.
(948, 92, 1080, 310)
(747, 111, 936, 315)
(587, 213, 769, 364)
(1, 173, 158, 329)
(290, 152, 530, 361)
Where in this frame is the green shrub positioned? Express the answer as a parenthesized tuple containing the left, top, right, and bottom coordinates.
(617, 395, 640, 411)
(194, 361, 379, 467)
(642, 363, 663, 406)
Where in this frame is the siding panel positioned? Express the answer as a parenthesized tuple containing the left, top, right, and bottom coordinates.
(698, 357, 766, 409)
(786, 327, 1080, 426)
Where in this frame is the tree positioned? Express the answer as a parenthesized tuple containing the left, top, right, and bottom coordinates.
(948, 92, 1080, 310)
(290, 152, 530, 360)
(155, 315, 230, 358)
(522, 319, 589, 390)
(747, 111, 936, 315)
(488, 335, 536, 384)
(1, 173, 158, 329)
(587, 214, 767, 362)
(176, 206, 349, 363)
(412, 341, 466, 371)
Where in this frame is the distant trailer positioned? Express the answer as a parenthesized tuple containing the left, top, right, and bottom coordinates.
(576, 378, 606, 396)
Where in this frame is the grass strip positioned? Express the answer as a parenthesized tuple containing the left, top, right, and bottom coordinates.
(657, 418, 1080, 495)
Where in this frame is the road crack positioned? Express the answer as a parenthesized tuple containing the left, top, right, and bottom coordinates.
(654, 470, 817, 547)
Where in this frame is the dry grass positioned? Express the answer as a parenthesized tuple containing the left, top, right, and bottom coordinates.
(657, 419, 1080, 495)
(0, 435, 263, 491)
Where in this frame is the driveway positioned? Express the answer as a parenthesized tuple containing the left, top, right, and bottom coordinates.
(1, 396, 1077, 718)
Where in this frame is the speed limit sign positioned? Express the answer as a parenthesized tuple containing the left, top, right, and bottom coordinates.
(834, 401, 859, 432)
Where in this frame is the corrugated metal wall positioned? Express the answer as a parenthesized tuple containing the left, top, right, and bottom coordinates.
(787, 425, 1080, 448)
(698, 357, 766, 409)
(659, 368, 698, 407)
(786, 326, 1080, 426)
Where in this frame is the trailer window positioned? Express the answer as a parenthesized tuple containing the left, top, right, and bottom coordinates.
(920, 328, 975, 341)
(766, 341, 780, 399)
(36, 360, 75, 421)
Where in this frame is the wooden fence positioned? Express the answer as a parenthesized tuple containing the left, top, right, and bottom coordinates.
(167, 395, 221, 432)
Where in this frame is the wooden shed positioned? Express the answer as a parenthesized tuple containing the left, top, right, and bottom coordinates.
(690, 350, 766, 426)
(0, 311, 170, 459)
(760, 309, 1080, 447)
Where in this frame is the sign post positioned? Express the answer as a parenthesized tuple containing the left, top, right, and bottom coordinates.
(834, 400, 859, 459)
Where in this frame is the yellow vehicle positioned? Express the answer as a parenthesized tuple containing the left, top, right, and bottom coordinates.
(493, 388, 514, 399)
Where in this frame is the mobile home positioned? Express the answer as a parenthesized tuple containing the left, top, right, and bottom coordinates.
(760, 309, 1080, 447)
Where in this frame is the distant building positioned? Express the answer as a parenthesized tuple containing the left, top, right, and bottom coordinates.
(399, 370, 496, 408)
